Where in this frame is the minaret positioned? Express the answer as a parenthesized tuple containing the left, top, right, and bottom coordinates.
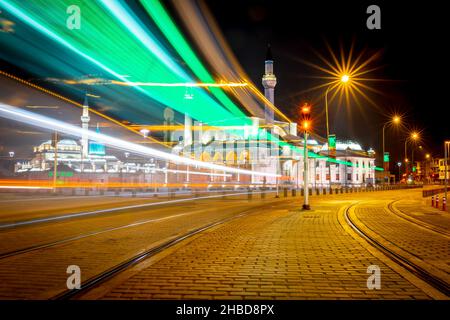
(262, 44, 277, 125)
(81, 94, 90, 157)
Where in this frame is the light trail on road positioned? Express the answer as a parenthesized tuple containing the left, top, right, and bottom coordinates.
(0, 103, 280, 178)
(0, 190, 275, 230)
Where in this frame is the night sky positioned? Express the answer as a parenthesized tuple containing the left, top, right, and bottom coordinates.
(205, 0, 449, 162)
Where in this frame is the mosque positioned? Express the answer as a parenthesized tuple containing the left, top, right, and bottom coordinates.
(166, 46, 377, 187)
(14, 96, 119, 176)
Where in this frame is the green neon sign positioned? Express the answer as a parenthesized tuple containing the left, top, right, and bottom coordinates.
(48, 171, 74, 178)
(329, 134, 336, 149)
(383, 152, 390, 163)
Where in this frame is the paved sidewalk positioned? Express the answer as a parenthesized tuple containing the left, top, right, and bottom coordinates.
(93, 197, 430, 300)
(355, 201, 450, 280)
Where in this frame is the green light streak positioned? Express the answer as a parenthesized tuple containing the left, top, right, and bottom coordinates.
(0, 0, 242, 125)
(0, 0, 383, 171)
(140, 0, 247, 120)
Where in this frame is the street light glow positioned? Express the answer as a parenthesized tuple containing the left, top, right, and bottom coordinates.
(392, 115, 401, 124)
(341, 74, 350, 83)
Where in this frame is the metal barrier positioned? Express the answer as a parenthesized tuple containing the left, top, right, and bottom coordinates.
(423, 187, 448, 197)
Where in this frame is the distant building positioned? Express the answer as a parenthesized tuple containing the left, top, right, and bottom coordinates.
(15, 97, 118, 174)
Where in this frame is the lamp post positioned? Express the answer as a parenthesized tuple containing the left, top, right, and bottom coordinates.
(52, 131, 58, 194)
(445, 141, 449, 202)
(382, 116, 401, 184)
(425, 153, 431, 184)
(404, 132, 419, 178)
(324, 74, 350, 187)
(300, 103, 311, 210)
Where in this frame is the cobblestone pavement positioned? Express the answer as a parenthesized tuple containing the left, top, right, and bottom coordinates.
(0, 194, 284, 299)
(90, 190, 439, 300)
(394, 199, 450, 231)
(354, 201, 450, 280)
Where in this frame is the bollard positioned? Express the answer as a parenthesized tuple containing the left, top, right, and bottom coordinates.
(316, 188, 320, 196)
(247, 188, 252, 200)
(436, 195, 439, 208)
(330, 188, 333, 195)
(261, 189, 266, 199)
(431, 196, 435, 207)
(340, 187, 343, 194)
(301, 189, 304, 196)
(309, 188, 312, 196)
(323, 188, 327, 195)
(345, 187, 348, 193)
(292, 189, 296, 197)
(443, 197, 447, 211)
(284, 188, 288, 198)
(350, 187, 353, 193)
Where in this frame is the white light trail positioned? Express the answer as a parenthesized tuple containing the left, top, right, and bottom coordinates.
(154, 168, 231, 177)
(0, 103, 280, 177)
(0, 186, 52, 190)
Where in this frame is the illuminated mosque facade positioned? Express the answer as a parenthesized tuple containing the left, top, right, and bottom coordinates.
(168, 46, 377, 187)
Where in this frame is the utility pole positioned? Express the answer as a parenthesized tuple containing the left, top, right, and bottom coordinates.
(52, 131, 58, 193)
(445, 141, 449, 202)
(300, 103, 311, 210)
(303, 131, 310, 210)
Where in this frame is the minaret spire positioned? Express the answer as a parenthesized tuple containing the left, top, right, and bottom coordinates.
(262, 43, 276, 125)
(81, 93, 90, 158)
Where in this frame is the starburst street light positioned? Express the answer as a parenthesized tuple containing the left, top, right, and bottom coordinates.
(296, 42, 384, 133)
(404, 131, 421, 175)
(382, 115, 402, 183)
(341, 74, 350, 83)
(393, 115, 400, 124)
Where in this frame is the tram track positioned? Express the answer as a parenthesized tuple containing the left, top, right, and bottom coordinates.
(0, 191, 277, 260)
(0, 190, 268, 231)
(343, 203, 450, 297)
(387, 200, 450, 238)
(51, 201, 282, 300)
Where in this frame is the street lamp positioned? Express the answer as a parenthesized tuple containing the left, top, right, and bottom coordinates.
(382, 115, 401, 183)
(444, 142, 449, 198)
(300, 103, 312, 210)
(325, 75, 351, 141)
(140, 128, 150, 138)
(341, 74, 350, 83)
(405, 132, 419, 170)
(324, 75, 350, 187)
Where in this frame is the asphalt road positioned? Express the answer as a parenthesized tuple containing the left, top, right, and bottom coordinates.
(0, 188, 447, 299)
